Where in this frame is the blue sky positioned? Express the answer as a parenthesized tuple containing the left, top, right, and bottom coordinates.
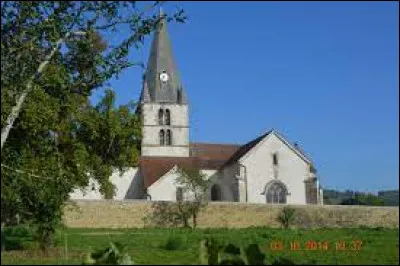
(91, 1, 399, 193)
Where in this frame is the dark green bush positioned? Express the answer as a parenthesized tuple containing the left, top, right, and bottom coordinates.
(2, 225, 31, 238)
(199, 238, 267, 265)
(277, 207, 296, 229)
(1, 225, 33, 251)
(83, 242, 133, 265)
(163, 235, 184, 250)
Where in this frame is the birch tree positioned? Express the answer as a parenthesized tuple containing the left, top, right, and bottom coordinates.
(1, 1, 185, 150)
(1, 1, 186, 250)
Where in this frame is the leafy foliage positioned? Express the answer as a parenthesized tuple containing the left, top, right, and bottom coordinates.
(277, 207, 296, 229)
(143, 201, 182, 228)
(1, 1, 186, 250)
(163, 235, 185, 250)
(83, 242, 133, 265)
(199, 237, 267, 265)
(377, 190, 399, 206)
(1, 225, 32, 251)
(200, 237, 225, 265)
(174, 168, 211, 228)
(144, 168, 211, 229)
(337, 192, 385, 206)
(323, 189, 398, 206)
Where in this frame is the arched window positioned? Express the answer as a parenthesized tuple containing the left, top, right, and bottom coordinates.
(166, 130, 172, 146)
(165, 109, 171, 125)
(159, 129, 165, 146)
(266, 181, 287, 204)
(211, 184, 221, 201)
(158, 109, 164, 125)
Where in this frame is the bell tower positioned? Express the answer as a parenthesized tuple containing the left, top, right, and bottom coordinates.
(138, 10, 189, 157)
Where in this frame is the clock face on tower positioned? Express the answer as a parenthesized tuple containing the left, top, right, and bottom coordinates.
(160, 72, 169, 82)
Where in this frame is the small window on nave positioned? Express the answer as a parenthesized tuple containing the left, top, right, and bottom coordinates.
(273, 153, 278, 166)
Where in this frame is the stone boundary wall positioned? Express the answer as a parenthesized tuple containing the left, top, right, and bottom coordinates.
(63, 200, 399, 229)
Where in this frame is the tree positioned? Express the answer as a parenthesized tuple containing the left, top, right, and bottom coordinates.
(1, 1, 186, 250)
(1, 1, 185, 149)
(143, 167, 210, 229)
(340, 192, 384, 206)
(175, 167, 211, 228)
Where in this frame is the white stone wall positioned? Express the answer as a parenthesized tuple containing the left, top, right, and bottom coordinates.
(219, 164, 238, 201)
(147, 167, 218, 201)
(141, 103, 189, 157)
(238, 133, 309, 205)
(69, 168, 141, 200)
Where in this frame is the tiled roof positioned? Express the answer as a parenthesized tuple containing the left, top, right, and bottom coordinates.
(140, 156, 223, 188)
(140, 131, 315, 188)
(190, 142, 241, 160)
(140, 143, 241, 188)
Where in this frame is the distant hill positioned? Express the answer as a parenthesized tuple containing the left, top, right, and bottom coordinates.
(378, 190, 399, 206)
(323, 189, 399, 206)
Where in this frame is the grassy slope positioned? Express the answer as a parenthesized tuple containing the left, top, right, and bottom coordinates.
(1, 227, 399, 265)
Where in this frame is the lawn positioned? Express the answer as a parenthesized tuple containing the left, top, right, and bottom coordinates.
(1, 227, 399, 265)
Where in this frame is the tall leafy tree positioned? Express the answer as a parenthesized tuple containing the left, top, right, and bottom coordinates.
(1, 1, 185, 249)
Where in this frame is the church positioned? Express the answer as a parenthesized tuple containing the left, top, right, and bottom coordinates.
(70, 13, 324, 205)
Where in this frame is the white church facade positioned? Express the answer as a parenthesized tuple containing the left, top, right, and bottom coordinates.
(70, 13, 323, 205)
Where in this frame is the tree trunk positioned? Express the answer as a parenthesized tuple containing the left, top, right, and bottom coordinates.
(193, 212, 197, 228)
(1, 32, 85, 150)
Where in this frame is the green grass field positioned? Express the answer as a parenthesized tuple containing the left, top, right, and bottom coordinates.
(1, 227, 399, 265)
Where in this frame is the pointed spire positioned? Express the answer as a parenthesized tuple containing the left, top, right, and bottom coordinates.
(139, 77, 151, 102)
(139, 8, 187, 104)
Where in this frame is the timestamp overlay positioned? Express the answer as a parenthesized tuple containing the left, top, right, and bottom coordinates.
(267, 239, 363, 252)
(259, 237, 381, 264)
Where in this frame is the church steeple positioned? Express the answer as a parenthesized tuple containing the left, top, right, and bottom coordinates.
(139, 9, 190, 158)
(141, 9, 187, 104)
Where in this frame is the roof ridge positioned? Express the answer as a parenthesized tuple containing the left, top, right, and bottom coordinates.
(222, 129, 273, 166)
(190, 142, 242, 146)
(270, 130, 313, 164)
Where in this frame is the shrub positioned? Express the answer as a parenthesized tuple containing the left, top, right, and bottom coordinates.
(143, 201, 182, 228)
(1, 233, 24, 251)
(1, 225, 33, 251)
(199, 237, 224, 265)
(277, 207, 296, 229)
(83, 242, 133, 265)
(2, 225, 31, 238)
(199, 237, 266, 265)
(163, 235, 184, 250)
